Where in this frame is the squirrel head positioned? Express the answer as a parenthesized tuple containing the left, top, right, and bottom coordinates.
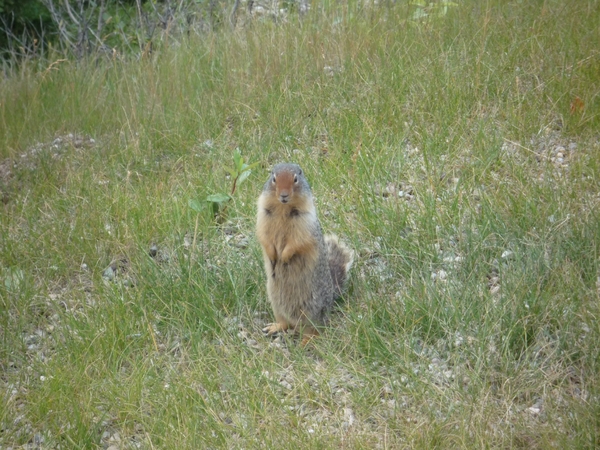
(266, 163, 309, 205)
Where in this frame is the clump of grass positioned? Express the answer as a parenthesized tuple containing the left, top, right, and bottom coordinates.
(1, 1, 600, 447)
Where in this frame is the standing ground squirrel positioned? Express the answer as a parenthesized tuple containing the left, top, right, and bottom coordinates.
(256, 163, 353, 345)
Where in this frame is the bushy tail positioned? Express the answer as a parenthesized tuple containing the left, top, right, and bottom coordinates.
(324, 234, 354, 298)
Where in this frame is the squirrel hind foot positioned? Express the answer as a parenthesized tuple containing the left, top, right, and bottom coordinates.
(300, 327, 320, 347)
(263, 322, 289, 336)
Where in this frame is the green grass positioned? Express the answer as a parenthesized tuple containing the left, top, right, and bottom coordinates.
(1, 1, 600, 448)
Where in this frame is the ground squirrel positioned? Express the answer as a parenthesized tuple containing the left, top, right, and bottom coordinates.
(256, 163, 353, 345)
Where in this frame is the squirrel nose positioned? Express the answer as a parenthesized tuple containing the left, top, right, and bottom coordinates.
(279, 193, 290, 203)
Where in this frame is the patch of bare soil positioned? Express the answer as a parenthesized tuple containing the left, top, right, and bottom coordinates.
(1, 133, 97, 205)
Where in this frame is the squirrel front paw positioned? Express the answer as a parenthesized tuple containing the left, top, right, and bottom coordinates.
(280, 246, 295, 264)
(263, 243, 277, 264)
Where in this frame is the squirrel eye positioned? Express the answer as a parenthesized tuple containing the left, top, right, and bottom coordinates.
(271, 173, 276, 183)
(294, 174, 298, 183)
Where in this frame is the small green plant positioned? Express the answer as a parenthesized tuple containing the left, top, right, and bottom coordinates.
(189, 148, 258, 220)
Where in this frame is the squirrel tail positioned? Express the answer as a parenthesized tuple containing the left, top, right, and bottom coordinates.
(324, 234, 354, 298)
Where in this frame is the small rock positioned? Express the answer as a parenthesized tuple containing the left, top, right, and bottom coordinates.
(33, 433, 44, 445)
(454, 334, 464, 347)
(102, 266, 115, 280)
(343, 407, 356, 427)
(109, 432, 121, 442)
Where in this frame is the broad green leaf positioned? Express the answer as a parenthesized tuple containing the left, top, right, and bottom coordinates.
(188, 198, 207, 212)
(206, 193, 231, 203)
(237, 170, 252, 185)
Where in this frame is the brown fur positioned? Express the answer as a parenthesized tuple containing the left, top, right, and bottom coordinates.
(256, 163, 353, 346)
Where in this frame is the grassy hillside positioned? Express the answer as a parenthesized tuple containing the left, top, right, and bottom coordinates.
(1, 1, 599, 447)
